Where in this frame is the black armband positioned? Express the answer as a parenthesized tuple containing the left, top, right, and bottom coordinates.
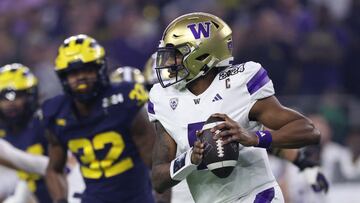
(293, 150, 318, 171)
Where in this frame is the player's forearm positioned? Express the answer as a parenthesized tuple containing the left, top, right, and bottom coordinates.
(271, 118, 320, 148)
(131, 107, 156, 168)
(152, 164, 179, 193)
(0, 139, 48, 175)
(132, 130, 153, 168)
(9, 150, 48, 175)
(45, 168, 68, 202)
(134, 134, 154, 168)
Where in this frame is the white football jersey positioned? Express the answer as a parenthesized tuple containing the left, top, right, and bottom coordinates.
(148, 61, 278, 203)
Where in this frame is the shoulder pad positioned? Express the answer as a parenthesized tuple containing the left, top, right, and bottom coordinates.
(41, 94, 68, 119)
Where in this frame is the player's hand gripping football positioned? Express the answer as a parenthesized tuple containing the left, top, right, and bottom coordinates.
(210, 113, 258, 146)
(191, 138, 204, 165)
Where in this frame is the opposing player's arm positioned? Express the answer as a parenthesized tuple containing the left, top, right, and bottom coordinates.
(268, 147, 329, 193)
(131, 106, 155, 168)
(250, 96, 320, 148)
(45, 130, 68, 202)
(0, 139, 48, 175)
(151, 121, 179, 193)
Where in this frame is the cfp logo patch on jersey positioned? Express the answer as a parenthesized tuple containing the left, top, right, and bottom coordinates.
(169, 98, 178, 110)
(219, 64, 245, 80)
(102, 93, 124, 108)
(187, 22, 211, 39)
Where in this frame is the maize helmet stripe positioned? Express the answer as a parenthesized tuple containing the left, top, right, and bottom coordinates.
(55, 34, 105, 71)
(0, 63, 38, 92)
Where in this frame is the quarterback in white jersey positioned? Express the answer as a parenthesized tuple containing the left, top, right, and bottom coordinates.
(149, 12, 320, 203)
(150, 62, 281, 202)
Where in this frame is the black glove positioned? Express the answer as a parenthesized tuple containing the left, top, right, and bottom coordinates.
(293, 150, 318, 170)
(293, 151, 329, 193)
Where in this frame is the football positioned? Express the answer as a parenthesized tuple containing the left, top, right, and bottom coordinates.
(199, 116, 239, 178)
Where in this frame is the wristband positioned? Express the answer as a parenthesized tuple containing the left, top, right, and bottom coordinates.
(170, 148, 198, 181)
(255, 130, 272, 148)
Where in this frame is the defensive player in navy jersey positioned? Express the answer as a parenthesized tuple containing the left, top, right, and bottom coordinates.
(43, 34, 155, 203)
(0, 63, 52, 203)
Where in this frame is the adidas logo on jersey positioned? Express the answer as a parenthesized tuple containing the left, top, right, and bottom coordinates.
(212, 94, 223, 102)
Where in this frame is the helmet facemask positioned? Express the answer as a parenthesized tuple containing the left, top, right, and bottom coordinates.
(57, 60, 108, 103)
(0, 87, 38, 129)
(156, 44, 191, 89)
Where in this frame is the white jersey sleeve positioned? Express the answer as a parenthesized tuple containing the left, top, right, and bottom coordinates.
(240, 61, 275, 119)
(147, 84, 178, 137)
(0, 139, 48, 175)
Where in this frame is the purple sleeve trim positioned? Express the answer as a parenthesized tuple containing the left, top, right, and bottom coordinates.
(246, 67, 270, 95)
(254, 187, 275, 203)
(147, 101, 155, 114)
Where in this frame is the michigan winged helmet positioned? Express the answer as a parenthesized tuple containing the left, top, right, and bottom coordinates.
(0, 63, 38, 126)
(110, 66, 145, 84)
(156, 12, 233, 89)
(55, 34, 108, 102)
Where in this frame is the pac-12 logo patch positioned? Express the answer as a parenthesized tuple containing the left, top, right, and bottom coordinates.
(187, 22, 211, 39)
(169, 98, 178, 110)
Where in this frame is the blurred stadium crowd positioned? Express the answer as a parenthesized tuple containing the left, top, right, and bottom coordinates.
(0, 0, 360, 202)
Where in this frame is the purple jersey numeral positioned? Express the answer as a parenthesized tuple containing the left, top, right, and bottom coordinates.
(187, 121, 207, 170)
(187, 122, 205, 146)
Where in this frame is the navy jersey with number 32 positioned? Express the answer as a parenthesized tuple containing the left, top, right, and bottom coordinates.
(42, 82, 154, 203)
